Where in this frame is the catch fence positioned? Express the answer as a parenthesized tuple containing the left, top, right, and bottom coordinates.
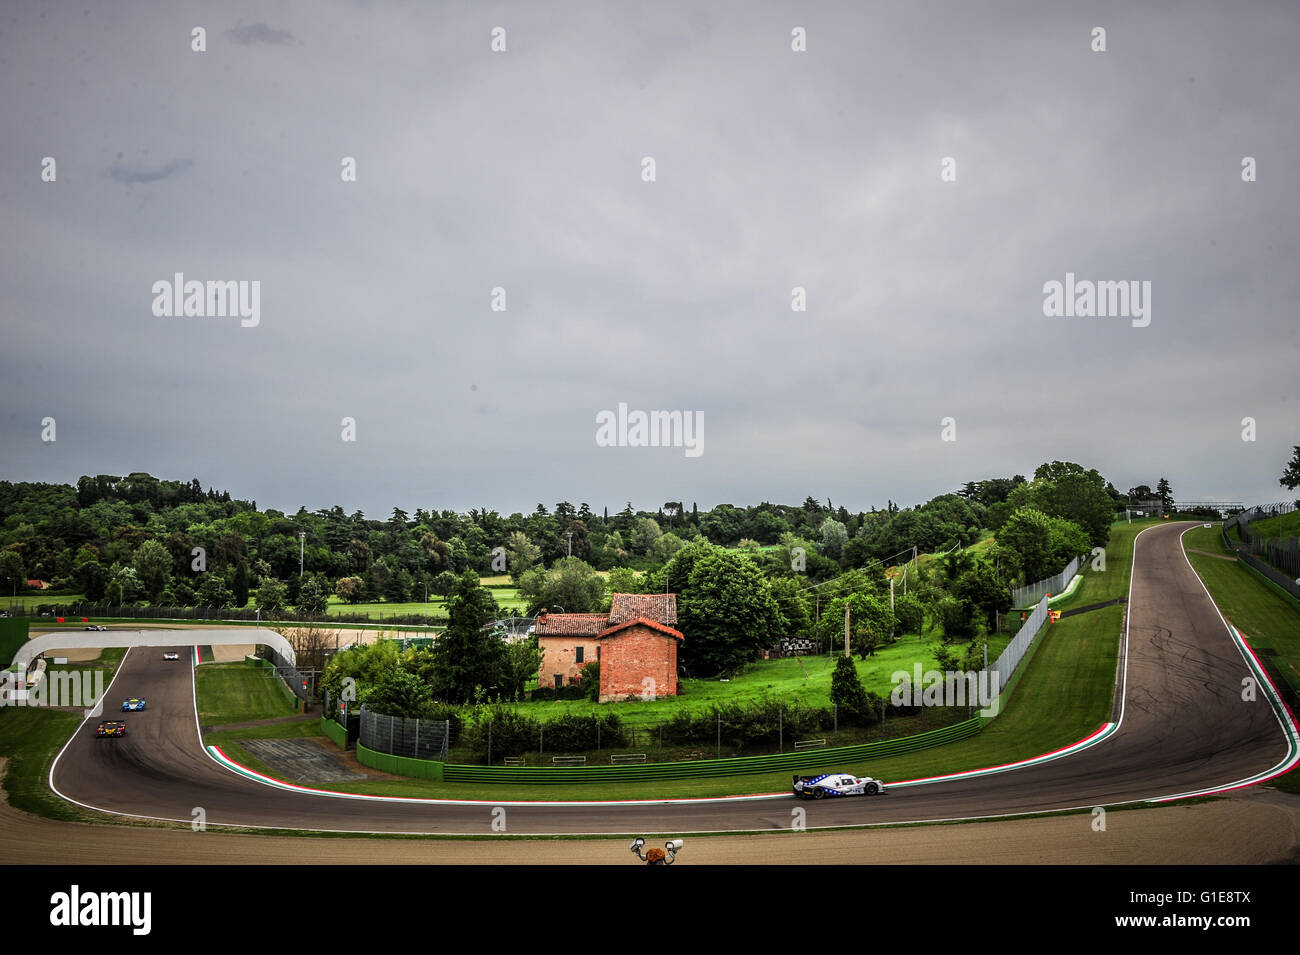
(1011, 554, 1085, 608)
(984, 598, 1050, 696)
(1222, 505, 1300, 599)
(359, 707, 451, 761)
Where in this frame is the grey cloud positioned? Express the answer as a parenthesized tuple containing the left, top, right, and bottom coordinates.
(107, 159, 194, 184)
(226, 23, 295, 45)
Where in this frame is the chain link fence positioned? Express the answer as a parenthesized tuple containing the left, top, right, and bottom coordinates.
(1, 602, 448, 628)
(258, 643, 314, 703)
(985, 598, 1050, 696)
(1011, 554, 1084, 608)
(359, 707, 450, 761)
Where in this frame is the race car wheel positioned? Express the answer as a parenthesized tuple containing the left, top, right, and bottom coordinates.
(813, 787, 825, 799)
(865, 782, 880, 796)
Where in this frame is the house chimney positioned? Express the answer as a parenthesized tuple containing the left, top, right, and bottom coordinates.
(538, 609, 548, 625)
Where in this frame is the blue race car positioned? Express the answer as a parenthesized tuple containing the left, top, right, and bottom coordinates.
(121, 698, 147, 712)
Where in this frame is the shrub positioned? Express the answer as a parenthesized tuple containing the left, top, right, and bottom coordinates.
(463, 705, 540, 761)
(580, 661, 600, 701)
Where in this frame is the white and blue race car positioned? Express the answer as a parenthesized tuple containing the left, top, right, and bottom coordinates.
(121, 698, 147, 712)
(793, 772, 886, 799)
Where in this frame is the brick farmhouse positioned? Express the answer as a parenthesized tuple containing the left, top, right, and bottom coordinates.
(534, 593, 682, 703)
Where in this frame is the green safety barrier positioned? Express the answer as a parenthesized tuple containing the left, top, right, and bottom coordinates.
(356, 743, 445, 780)
(410, 717, 985, 785)
(321, 717, 347, 749)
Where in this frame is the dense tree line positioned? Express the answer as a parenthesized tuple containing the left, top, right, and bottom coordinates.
(0, 462, 1143, 679)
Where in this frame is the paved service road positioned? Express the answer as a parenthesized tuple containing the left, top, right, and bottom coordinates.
(50, 522, 1295, 835)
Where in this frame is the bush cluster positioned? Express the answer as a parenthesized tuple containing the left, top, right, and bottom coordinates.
(460, 705, 628, 760)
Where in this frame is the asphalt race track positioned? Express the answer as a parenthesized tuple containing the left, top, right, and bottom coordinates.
(48, 522, 1296, 835)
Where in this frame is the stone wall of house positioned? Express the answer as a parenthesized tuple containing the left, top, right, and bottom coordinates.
(537, 637, 601, 688)
(598, 624, 678, 702)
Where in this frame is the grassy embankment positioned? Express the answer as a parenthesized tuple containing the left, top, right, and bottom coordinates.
(1181, 524, 1300, 793)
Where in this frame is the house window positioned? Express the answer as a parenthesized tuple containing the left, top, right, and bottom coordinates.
(554, 674, 563, 689)
(575, 646, 584, 664)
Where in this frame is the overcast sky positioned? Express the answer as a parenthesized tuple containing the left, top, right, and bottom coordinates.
(2, 1, 1296, 518)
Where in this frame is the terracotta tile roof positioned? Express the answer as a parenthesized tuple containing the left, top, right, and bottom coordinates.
(609, 593, 677, 626)
(534, 613, 608, 636)
(597, 615, 684, 641)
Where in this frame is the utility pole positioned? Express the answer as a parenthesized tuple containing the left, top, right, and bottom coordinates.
(566, 531, 573, 558)
(299, 531, 306, 576)
(843, 603, 850, 658)
(889, 575, 895, 641)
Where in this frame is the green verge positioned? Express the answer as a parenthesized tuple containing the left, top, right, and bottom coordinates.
(1181, 524, 1300, 794)
(1246, 510, 1300, 541)
(195, 660, 301, 726)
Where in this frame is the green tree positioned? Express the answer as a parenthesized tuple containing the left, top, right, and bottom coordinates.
(256, 577, 288, 617)
(503, 530, 540, 581)
(297, 576, 329, 618)
(580, 660, 600, 701)
(385, 567, 413, 603)
(1155, 477, 1174, 513)
(431, 571, 503, 703)
(364, 665, 432, 717)
(500, 637, 544, 701)
(997, 508, 1055, 582)
(517, 557, 605, 614)
(953, 560, 1011, 630)
(1280, 446, 1300, 497)
(335, 575, 364, 604)
(629, 517, 663, 555)
(606, 566, 645, 596)
(676, 549, 784, 676)
(819, 518, 848, 560)
(132, 539, 172, 602)
(830, 655, 869, 718)
(767, 576, 812, 638)
(893, 593, 924, 635)
(232, 561, 251, 608)
(818, 592, 895, 657)
(81, 560, 108, 602)
(0, 551, 25, 597)
(321, 638, 400, 704)
(195, 572, 232, 608)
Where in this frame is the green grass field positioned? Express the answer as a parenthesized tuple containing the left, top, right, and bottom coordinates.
(1246, 509, 1300, 541)
(194, 661, 301, 726)
(518, 626, 1009, 731)
(2, 593, 87, 612)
